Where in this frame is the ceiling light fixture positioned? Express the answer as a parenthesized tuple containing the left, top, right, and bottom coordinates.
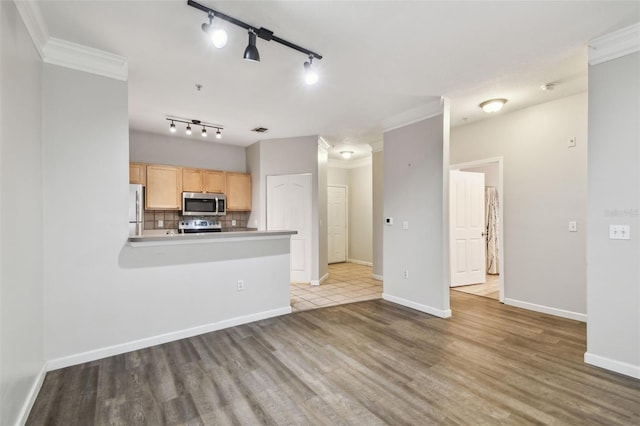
(340, 151, 354, 159)
(479, 98, 507, 113)
(188, 0, 322, 82)
(303, 55, 319, 85)
(201, 12, 228, 48)
(166, 117, 223, 140)
(243, 30, 260, 62)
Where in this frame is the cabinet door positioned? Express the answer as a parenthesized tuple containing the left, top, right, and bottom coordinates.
(226, 172, 252, 211)
(129, 163, 146, 185)
(182, 168, 204, 192)
(204, 170, 226, 193)
(146, 165, 182, 210)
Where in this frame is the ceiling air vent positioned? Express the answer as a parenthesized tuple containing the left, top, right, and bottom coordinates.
(252, 127, 269, 133)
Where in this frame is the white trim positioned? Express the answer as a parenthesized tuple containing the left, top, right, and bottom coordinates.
(370, 140, 384, 153)
(589, 23, 640, 66)
(17, 363, 47, 426)
(318, 136, 331, 151)
(584, 352, 640, 379)
(14, 0, 48, 59)
(327, 156, 372, 169)
(348, 259, 373, 267)
(382, 293, 452, 318)
(311, 273, 329, 286)
(46, 306, 291, 371)
(43, 38, 128, 81)
(450, 157, 505, 303)
(372, 274, 383, 281)
(504, 298, 586, 322)
(382, 98, 443, 132)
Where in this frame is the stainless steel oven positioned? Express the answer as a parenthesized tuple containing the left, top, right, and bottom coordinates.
(182, 192, 226, 216)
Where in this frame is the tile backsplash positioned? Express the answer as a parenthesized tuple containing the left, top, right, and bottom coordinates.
(144, 210, 251, 230)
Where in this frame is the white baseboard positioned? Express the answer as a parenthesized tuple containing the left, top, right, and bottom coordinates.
(504, 298, 586, 322)
(47, 306, 292, 371)
(347, 259, 373, 267)
(382, 293, 452, 318)
(18, 363, 47, 426)
(372, 274, 383, 281)
(584, 352, 640, 379)
(311, 273, 329, 286)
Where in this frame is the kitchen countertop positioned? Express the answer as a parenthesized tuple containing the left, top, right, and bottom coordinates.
(128, 229, 297, 247)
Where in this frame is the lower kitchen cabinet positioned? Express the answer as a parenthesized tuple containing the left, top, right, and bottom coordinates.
(146, 165, 182, 210)
(226, 172, 252, 211)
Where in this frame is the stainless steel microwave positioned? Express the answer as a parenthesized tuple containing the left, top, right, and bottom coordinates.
(182, 192, 226, 216)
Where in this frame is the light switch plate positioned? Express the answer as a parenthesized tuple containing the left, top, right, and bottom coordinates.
(609, 225, 631, 240)
(385, 217, 394, 225)
(568, 137, 577, 148)
(403, 221, 409, 230)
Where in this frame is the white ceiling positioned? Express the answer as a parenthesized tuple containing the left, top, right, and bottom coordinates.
(34, 0, 639, 158)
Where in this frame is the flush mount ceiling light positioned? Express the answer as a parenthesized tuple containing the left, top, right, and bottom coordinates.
(166, 117, 223, 140)
(479, 98, 507, 113)
(189, 0, 323, 83)
(340, 151, 354, 159)
(201, 11, 228, 48)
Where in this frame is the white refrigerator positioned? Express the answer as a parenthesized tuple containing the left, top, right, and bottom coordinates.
(129, 184, 144, 236)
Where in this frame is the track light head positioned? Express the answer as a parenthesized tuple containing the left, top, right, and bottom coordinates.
(169, 121, 176, 132)
(216, 129, 222, 139)
(303, 56, 319, 85)
(243, 30, 260, 62)
(186, 124, 192, 135)
(201, 126, 207, 137)
(201, 12, 228, 48)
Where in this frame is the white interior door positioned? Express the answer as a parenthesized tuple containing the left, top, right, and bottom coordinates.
(267, 174, 312, 283)
(328, 186, 347, 263)
(450, 171, 486, 287)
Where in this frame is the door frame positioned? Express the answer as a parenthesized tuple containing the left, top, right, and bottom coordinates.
(327, 184, 349, 264)
(449, 157, 505, 303)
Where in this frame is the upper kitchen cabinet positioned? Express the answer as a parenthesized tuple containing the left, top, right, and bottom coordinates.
(182, 168, 226, 193)
(146, 165, 182, 210)
(129, 163, 146, 185)
(226, 172, 252, 211)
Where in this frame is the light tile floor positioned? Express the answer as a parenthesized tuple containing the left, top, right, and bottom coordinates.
(451, 274, 500, 300)
(291, 262, 382, 312)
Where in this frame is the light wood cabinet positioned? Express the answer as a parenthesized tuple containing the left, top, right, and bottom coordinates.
(181, 168, 226, 193)
(146, 165, 182, 210)
(129, 163, 146, 185)
(226, 172, 252, 211)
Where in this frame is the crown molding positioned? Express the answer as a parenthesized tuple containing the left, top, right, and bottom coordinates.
(328, 156, 372, 169)
(370, 140, 384, 153)
(382, 98, 443, 132)
(589, 23, 640, 66)
(43, 38, 128, 81)
(14, 1, 128, 81)
(14, 0, 48, 59)
(318, 136, 331, 151)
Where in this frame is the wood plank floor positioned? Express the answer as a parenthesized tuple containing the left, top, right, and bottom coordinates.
(27, 292, 640, 425)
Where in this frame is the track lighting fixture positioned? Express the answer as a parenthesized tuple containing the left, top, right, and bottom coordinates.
(166, 117, 223, 140)
(304, 55, 319, 85)
(243, 30, 260, 62)
(479, 98, 507, 113)
(201, 12, 228, 48)
(188, 0, 322, 83)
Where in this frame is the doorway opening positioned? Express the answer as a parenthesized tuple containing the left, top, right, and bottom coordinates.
(449, 158, 504, 302)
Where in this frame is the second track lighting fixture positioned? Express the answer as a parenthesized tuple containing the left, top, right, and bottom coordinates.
(166, 117, 223, 140)
(189, 0, 323, 82)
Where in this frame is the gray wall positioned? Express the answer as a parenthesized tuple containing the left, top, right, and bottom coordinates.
(462, 164, 499, 189)
(383, 114, 450, 316)
(586, 51, 640, 376)
(451, 93, 588, 318)
(348, 163, 373, 264)
(372, 150, 384, 277)
(0, 2, 45, 424)
(130, 129, 246, 172)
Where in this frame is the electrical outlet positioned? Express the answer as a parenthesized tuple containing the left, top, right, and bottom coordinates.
(402, 269, 409, 279)
(157, 219, 163, 228)
(232, 219, 237, 227)
(568, 137, 577, 148)
(569, 221, 577, 232)
(385, 217, 394, 225)
(237, 280, 245, 291)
